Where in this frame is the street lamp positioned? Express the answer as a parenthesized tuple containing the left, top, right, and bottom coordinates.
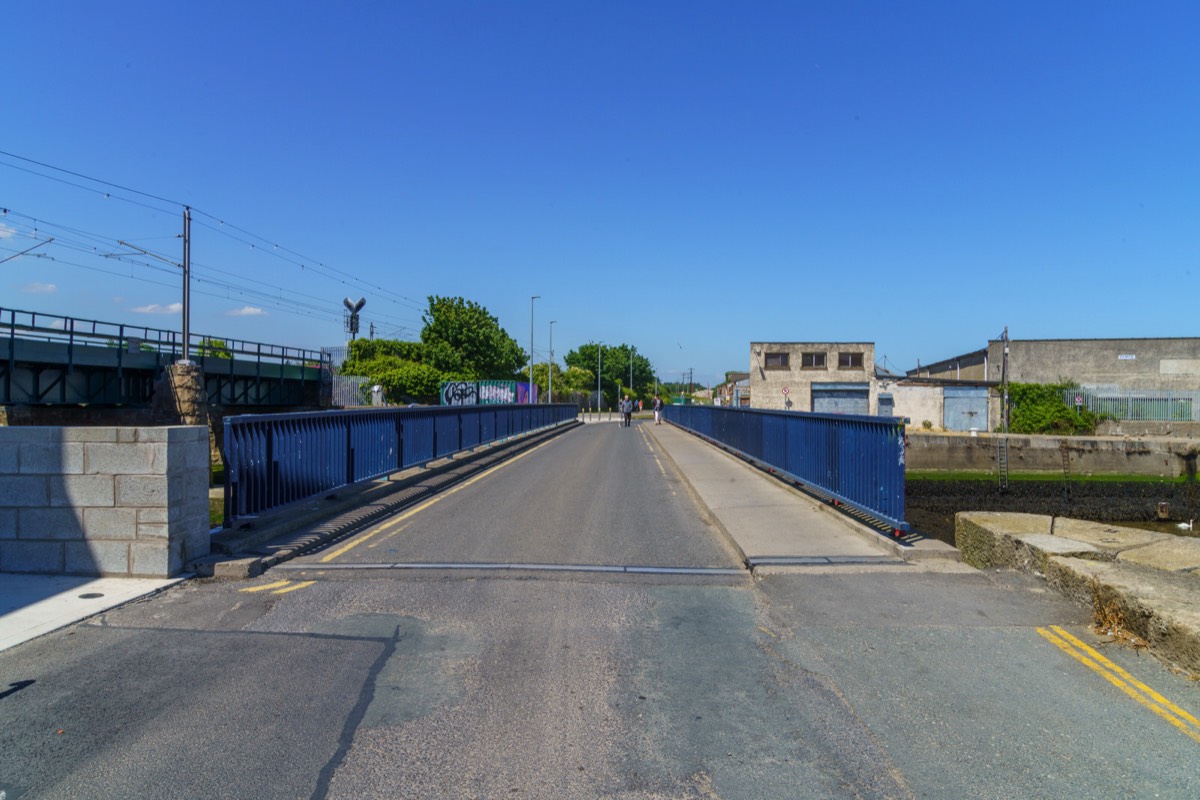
(629, 345, 635, 398)
(529, 295, 540, 404)
(597, 342, 602, 413)
(548, 320, 557, 403)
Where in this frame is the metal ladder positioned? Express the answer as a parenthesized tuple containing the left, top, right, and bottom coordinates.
(997, 435, 1009, 490)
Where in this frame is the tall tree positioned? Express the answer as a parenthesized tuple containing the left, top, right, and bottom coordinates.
(564, 342, 656, 406)
(421, 296, 525, 380)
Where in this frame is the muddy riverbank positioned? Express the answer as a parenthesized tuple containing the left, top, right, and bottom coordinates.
(906, 479, 1200, 545)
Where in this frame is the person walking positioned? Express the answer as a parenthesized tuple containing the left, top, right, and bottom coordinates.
(620, 394, 633, 427)
(653, 393, 664, 425)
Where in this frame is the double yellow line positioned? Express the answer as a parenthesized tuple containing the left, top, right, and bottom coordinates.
(319, 437, 553, 563)
(239, 579, 316, 595)
(1037, 625, 1200, 744)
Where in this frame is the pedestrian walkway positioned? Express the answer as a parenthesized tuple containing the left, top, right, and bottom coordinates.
(0, 574, 182, 653)
(646, 422, 961, 571)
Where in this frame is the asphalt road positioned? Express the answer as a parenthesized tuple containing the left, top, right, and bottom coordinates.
(2, 422, 1198, 799)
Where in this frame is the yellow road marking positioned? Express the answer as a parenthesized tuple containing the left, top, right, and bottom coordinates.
(758, 625, 778, 639)
(320, 440, 551, 563)
(270, 580, 316, 595)
(1037, 627, 1200, 744)
(1049, 625, 1200, 728)
(367, 521, 412, 549)
(239, 580, 293, 593)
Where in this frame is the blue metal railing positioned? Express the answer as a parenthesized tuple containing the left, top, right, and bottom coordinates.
(223, 403, 578, 523)
(665, 404, 909, 533)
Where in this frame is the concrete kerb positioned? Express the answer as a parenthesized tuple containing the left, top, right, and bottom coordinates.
(656, 422, 960, 566)
(196, 420, 582, 578)
(956, 511, 1200, 676)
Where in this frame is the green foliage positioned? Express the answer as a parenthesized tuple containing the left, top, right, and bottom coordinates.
(564, 342, 656, 406)
(1008, 381, 1099, 435)
(421, 296, 525, 379)
(373, 360, 444, 400)
(337, 296, 521, 403)
(196, 338, 232, 358)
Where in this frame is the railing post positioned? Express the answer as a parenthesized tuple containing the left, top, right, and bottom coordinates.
(346, 413, 355, 486)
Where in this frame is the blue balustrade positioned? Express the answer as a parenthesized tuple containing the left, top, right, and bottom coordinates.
(664, 405, 909, 533)
(223, 404, 578, 523)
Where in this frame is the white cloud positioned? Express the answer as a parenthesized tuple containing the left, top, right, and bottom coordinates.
(131, 302, 183, 314)
(0, 223, 15, 239)
(22, 282, 58, 294)
(225, 305, 267, 317)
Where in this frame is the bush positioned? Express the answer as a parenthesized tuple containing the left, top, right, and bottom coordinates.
(1009, 382, 1099, 435)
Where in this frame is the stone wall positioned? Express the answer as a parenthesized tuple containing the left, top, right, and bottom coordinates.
(0, 426, 210, 577)
(906, 430, 1199, 477)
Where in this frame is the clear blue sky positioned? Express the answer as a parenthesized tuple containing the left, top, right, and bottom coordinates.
(3, 2, 1197, 388)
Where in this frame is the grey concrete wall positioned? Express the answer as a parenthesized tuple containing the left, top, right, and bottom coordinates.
(749, 342, 875, 412)
(906, 431, 1199, 477)
(983, 338, 1200, 390)
(0, 426, 210, 577)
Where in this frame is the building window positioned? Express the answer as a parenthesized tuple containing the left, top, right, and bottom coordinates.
(801, 352, 826, 369)
(764, 352, 789, 369)
(838, 352, 864, 369)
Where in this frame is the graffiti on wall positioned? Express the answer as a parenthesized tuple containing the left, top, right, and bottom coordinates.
(478, 381, 516, 404)
(440, 381, 479, 406)
(440, 380, 519, 406)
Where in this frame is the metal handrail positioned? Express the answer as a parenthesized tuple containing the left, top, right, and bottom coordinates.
(665, 404, 910, 534)
(0, 306, 324, 366)
(222, 403, 578, 524)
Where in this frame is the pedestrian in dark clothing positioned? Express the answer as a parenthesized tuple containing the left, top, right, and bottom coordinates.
(620, 394, 633, 427)
(653, 394, 664, 425)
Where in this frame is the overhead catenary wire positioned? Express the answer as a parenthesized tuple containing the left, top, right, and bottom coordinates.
(1, 151, 428, 315)
(1, 207, 424, 333)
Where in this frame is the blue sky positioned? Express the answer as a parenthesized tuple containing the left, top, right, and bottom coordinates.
(3, 2, 1197, 388)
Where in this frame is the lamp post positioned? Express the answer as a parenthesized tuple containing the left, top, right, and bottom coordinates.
(529, 295, 540, 404)
(548, 320, 557, 403)
(597, 342, 602, 413)
(629, 345, 635, 398)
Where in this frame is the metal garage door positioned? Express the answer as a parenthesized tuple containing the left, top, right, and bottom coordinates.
(811, 382, 870, 415)
(943, 385, 988, 431)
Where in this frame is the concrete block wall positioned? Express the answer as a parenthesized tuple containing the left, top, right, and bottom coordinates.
(0, 426, 210, 577)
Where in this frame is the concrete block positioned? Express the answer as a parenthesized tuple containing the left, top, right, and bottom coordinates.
(0, 508, 17, 539)
(50, 474, 116, 507)
(18, 507, 85, 540)
(116, 475, 168, 507)
(1118, 538, 1200, 572)
(82, 507, 139, 539)
(168, 470, 209, 505)
(19, 442, 84, 474)
(0, 427, 54, 445)
(1053, 518, 1171, 554)
(1045, 557, 1200, 675)
(954, 512, 1051, 569)
(59, 428, 118, 443)
(65, 540, 131, 575)
(118, 427, 170, 444)
(138, 507, 169, 524)
(212, 556, 263, 579)
(137, 522, 169, 540)
(167, 425, 208, 444)
(0, 476, 50, 507)
(184, 528, 211, 562)
(0, 540, 64, 573)
(0, 443, 17, 472)
(86, 442, 165, 475)
(131, 540, 180, 577)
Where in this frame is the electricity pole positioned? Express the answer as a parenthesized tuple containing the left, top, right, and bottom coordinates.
(182, 207, 191, 363)
(548, 320, 556, 403)
(529, 295, 539, 403)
